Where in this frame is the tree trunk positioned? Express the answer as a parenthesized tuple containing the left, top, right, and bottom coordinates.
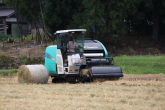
(2, 40, 4, 49)
(14, 6, 23, 42)
(141, 19, 147, 36)
(36, 26, 41, 43)
(152, 2, 159, 44)
(39, 0, 48, 42)
(35, 27, 37, 43)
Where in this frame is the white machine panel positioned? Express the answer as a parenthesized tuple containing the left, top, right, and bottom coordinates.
(83, 53, 103, 57)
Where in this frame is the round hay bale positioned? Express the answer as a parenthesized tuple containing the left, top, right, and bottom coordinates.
(18, 65, 49, 84)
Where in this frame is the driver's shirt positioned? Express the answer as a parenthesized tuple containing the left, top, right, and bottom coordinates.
(67, 41, 78, 52)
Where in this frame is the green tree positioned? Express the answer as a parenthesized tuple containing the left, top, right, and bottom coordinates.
(43, 0, 81, 35)
(7, 0, 164, 45)
(146, 0, 165, 44)
(128, 0, 165, 44)
(70, 0, 141, 41)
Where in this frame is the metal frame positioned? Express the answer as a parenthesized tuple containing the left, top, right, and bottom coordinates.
(55, 29, 86, 34)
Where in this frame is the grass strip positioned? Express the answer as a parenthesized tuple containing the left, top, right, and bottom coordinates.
(114, 55, 165, 74)
(0, 69, 17, 76)
(1, 55, 165, 76)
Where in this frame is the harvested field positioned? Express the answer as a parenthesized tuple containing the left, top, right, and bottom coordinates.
(0, 74, 165, 110)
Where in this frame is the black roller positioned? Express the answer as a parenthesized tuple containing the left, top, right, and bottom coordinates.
(89, 66, 123, 78)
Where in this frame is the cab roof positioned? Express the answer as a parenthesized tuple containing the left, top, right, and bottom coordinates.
(54, 29, 86, 34)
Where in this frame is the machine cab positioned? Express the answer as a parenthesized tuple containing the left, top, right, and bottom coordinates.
(55, 29, 86, 55)
(54, 29, 86, 68)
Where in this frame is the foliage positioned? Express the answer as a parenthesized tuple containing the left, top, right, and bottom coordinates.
(140, 43, 149, 48)
(23, 35, 32, 40)
(0, 54, 44, 69)
(0, 33, 12, 49)
(43, 0, 81, 34)
(4, 0, 165, 44)
(0, 32, 12, 41)
(31, 57, 43, 64)
(0, 53, 20, 69)
(0, 56, 11, 69)
(10, 37, 19, 40)
(0, 52, 9, 57)
(19, 54, 27, 60)
(46, 40, 56, 45)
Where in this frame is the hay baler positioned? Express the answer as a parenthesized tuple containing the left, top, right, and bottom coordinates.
(18, 29, 123, 83)
(45, 29, 123, 82)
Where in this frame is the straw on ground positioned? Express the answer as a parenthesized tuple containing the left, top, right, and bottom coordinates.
(0, 74, 165, 110)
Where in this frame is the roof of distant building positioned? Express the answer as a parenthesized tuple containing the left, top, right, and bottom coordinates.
(0, 9, 14, 17)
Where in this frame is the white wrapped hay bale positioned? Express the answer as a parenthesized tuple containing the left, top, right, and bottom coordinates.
(18, 65, 49, 84)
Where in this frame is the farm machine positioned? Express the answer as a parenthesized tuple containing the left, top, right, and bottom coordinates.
(18, 29, 123, 83)
(45, 29, 123, 82)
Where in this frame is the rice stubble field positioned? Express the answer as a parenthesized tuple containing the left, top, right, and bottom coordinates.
(0, 74, 165, 110)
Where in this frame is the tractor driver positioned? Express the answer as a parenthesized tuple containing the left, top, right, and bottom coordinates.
(67, 36, 80, 52)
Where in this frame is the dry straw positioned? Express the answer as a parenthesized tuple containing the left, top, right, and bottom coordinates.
(80, 69, 88, 76)
(18, 65, 49, 84)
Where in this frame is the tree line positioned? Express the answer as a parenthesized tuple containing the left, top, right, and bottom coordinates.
(4, 0, 165, 45)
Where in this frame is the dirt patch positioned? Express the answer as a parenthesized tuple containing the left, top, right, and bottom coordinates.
(0, 40, 46, 58)
(0, 40, 46, 69)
